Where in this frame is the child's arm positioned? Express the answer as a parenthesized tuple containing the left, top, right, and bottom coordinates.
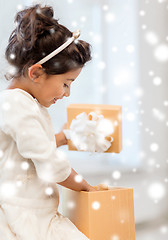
(55, 131, 67, 147)
(55, 123, 68, 147)
(57, 168, 96, 192)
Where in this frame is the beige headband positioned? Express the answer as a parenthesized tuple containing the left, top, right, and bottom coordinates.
(35, 30, 80, 65)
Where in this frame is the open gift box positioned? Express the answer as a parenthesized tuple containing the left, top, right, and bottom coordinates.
(62, 188, 136, 240)
(66, 104, 122, 153)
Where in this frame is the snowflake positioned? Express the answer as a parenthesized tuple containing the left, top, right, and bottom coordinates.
(99, 86, 107, 94)
(145, 31, 159, 45)
(148, 70, 154, 76)
(148, 182, 165, 201)
(126, 45, 135, 53)
(0, 150, 4, 158)
(8, 66, 18, 75)
(103, 5, 109, 11)
(153, 76, 162, 86)
(16, 180, 23, 187)
(160, 225, 168, 234)
(112, 170, 121, 180)
(126, 112, 135, 121)
(150, 143, 159, 152)
(124, 138, 133, 147)
(2, 102, 11, 111)
(105, 12, 115, 23)
(163, 100, 168, 106)
(147, 158, 155, 166)
(71, 21, 78, 27)
(154, 44, 168, 62)
(112, 47, 118, 52)
(21, 161, 29, 170)
(134, 87, 144, 97)
(5, 160, 15, 169)
(92, 201, 101, 210)
(139, 10, 146, 16)
(156, 164, 160, 168)
(129, 62, 135, 67)
(0, 182, 16, 197)
(113, 69, 132, 86)
(158, 0, 166, 3)
(111, 235, 120, 240)
(45, 187, 54, 196)
(67, 201, 75, 209)
(111, 195, 116, 200)
(142, 24, 147, 30)
(74, 39, 79, 44)
(17, 4, 23, 10)
(92, 34, 102, 44)
(97, 61, 106, 70)
(49, 28, 55, 35)
(152, 108, 165, 121)
(74, 175, 83, 183)
(9, 53, 16, 60)
(80, 16, 86, 22)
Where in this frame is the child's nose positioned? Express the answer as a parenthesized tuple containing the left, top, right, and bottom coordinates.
(64, 88, 70, 97)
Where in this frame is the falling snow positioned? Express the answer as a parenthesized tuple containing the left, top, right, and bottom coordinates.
(111, 235, 120, 240)
(150, 143, 159, 152)
(74, 175, 83, 183)
(153, 76, 162, 86)
(21, 161, 29, 170)
(92, 201, 101, 210)
(145, 31, 159, 45)
(112, 171, 121, 180)
(67, 201, 75, 209)
(105, 12, 115, 23)
(152, 108, 165, 121)
(0, 150, 4, 158)
(0, 182, 16, 198)
(148, 182, 166, 201)
(154, 44, 168, 62)
(45, 187, 54, 196)
(2, 102, 11, 111)
(9, 53, 16, 60)
(0, 1, 168, 239)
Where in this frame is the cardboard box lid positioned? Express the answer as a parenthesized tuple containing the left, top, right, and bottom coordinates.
(67, 104, 122, 153)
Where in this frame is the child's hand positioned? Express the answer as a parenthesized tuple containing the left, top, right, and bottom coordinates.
(88, 186, 97, 192)
(88, 184, 109, 192)
(94, 183, 109, 191)
(55, 123, 68, 147)
(62, 123, 68, 131)
(61, 123, 68, 145)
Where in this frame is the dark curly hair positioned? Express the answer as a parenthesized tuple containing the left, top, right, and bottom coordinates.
(5, 4, 92, 80)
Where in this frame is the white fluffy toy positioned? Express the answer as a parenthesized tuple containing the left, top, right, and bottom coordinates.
(63, 112, 114, 153)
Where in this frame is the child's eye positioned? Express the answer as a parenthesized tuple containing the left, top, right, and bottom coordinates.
(64, 83, 69, 88)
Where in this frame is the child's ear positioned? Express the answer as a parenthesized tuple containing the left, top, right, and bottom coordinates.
(28, 64, 44, 82)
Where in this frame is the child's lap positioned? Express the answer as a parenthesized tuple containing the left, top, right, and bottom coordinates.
(0, 202, 89, 240)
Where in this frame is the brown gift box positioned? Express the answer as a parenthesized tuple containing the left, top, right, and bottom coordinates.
(62, 188, 136, 240)
(66, 104, 122, 153)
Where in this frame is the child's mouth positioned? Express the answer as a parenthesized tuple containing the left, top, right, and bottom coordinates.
(53, 97, 57, 104)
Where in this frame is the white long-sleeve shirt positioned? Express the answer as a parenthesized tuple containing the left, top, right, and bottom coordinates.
(0, 88, 71, 207)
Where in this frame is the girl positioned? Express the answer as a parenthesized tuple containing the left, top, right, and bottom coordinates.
(0, 4, 96, 240)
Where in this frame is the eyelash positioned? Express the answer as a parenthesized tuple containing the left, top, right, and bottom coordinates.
(64, 83, 69, 88)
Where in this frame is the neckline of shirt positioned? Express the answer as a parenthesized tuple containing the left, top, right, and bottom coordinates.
(4, 88, 46, 108)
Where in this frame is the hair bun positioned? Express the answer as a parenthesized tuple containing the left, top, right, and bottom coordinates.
(14, 4, 58, 50)
(37, 5, 54, 18)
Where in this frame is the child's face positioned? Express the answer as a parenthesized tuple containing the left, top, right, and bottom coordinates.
(35, 68, 82, 108)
